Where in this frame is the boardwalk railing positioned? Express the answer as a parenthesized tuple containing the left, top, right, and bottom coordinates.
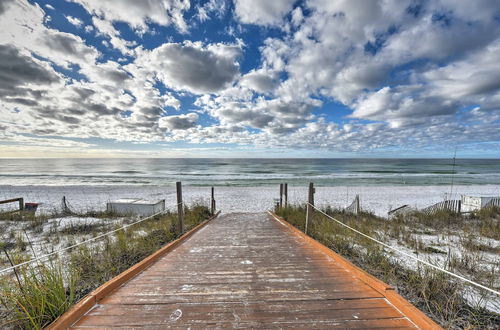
(421, 199, 461, 214)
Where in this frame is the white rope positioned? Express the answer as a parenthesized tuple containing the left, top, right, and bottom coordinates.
(306, 202, 500, 296)
(0, 203, 184, 275)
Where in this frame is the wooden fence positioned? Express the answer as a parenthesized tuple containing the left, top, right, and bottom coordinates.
(345, 195, 361, 215)
(422, 199, 461, 214)
(388, 204, 413, 218)
(484, 198, 500, 208)
(0, 197, 24, 214)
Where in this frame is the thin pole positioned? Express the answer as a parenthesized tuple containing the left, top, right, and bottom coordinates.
(211, 187, 215, 215)
(305, 182, 314, 234)
(284, 183, 288, 207)
(279, 183, 283, 209)
(449, 147, 457, 200)
(176, 182, 184, 234)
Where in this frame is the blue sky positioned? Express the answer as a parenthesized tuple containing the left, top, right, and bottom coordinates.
(0, 0, 499, 158)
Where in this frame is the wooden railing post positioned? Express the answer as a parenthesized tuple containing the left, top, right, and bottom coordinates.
(19, 198, 24, 211)
(211, 186, 215, 215)
(284, 183, 288, 207)
(279, 183, 283, 209)
(305, 182, 314, 235)
(355, 195, 360, 215)
(176, 182, 184, 234)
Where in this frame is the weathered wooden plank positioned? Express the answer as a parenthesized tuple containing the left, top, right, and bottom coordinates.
(74, 316, 415, 329)
(76, 306, 404, 326)
(87, 298, 394, 315)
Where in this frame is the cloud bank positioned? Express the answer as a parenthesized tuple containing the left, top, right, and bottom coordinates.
(0, 0, 499, 157)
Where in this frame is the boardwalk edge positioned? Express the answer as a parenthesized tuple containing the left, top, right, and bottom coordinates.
(268, 211, 441, 330)
(46, 211, 221, 330)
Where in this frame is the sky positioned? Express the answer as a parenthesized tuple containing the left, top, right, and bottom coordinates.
(0, 0, 499, 158)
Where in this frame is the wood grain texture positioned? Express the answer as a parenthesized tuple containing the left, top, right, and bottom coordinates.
(65, 212, 433, 329)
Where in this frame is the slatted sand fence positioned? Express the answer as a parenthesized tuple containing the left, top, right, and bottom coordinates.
(49, 212, 439, 329)
(421, 199, 461, 214)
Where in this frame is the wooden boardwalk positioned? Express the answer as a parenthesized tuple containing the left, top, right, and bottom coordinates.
(54, 212, 438, 329)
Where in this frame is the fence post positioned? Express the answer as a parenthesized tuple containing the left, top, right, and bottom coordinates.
(19, 198, 24, 211)
(284, 183, 288, 207)
(355, 195, 360, 215)
(210, 187, 215, 215)
(305, 182, 314, 235)
(279, 183, 283, 209)
(176, 182, 184, 234)
(211, 186, 215, 215)
(62, 196, 71, 214)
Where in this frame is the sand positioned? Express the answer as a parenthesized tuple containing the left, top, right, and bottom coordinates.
(1, 184, 499, 217)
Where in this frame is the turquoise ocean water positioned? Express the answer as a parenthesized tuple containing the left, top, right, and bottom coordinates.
(0, 158, 498, 187)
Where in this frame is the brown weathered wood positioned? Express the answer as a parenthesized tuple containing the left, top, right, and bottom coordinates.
(0, 197, 23, 205)
(279, 183, 283, 209)
(176, 181, 184, 233)
(0, 197, 24, 214)
(355, 194, 360, 214)
(64, 212, 433, 329)
(210, 187, 215, 215)
(284, 183, 288, 207)
(305, 182, 314, 234)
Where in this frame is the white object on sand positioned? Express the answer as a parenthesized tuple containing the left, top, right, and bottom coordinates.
(106, 198, 165, 216)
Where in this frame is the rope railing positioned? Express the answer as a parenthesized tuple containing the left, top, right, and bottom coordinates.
(306, 202, 500, 296)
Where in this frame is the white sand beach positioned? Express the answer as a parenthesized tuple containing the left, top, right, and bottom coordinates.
(1, 184, 499, 217)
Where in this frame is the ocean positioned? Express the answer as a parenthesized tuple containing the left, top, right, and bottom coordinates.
(0, 158, 499, 187)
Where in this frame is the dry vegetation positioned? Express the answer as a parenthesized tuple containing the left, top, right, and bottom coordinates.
(0, 204, 212, 329)
(276, 205, 500, 329)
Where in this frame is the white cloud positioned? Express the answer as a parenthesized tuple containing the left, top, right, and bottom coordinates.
(196, 0, 227, 22)
(92, 17, 137, 55)
(240, 69, 278, 94)
(70, 0, 190, 33)
(234, 0, 296, 26)
(0, 0, 99, 68)
(66, 15, 83, 27)
(1, 0, 500, 155)
(159, 113, 198, 130)
(136, 41, 241, 94)
(290, 6, 303, 27)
